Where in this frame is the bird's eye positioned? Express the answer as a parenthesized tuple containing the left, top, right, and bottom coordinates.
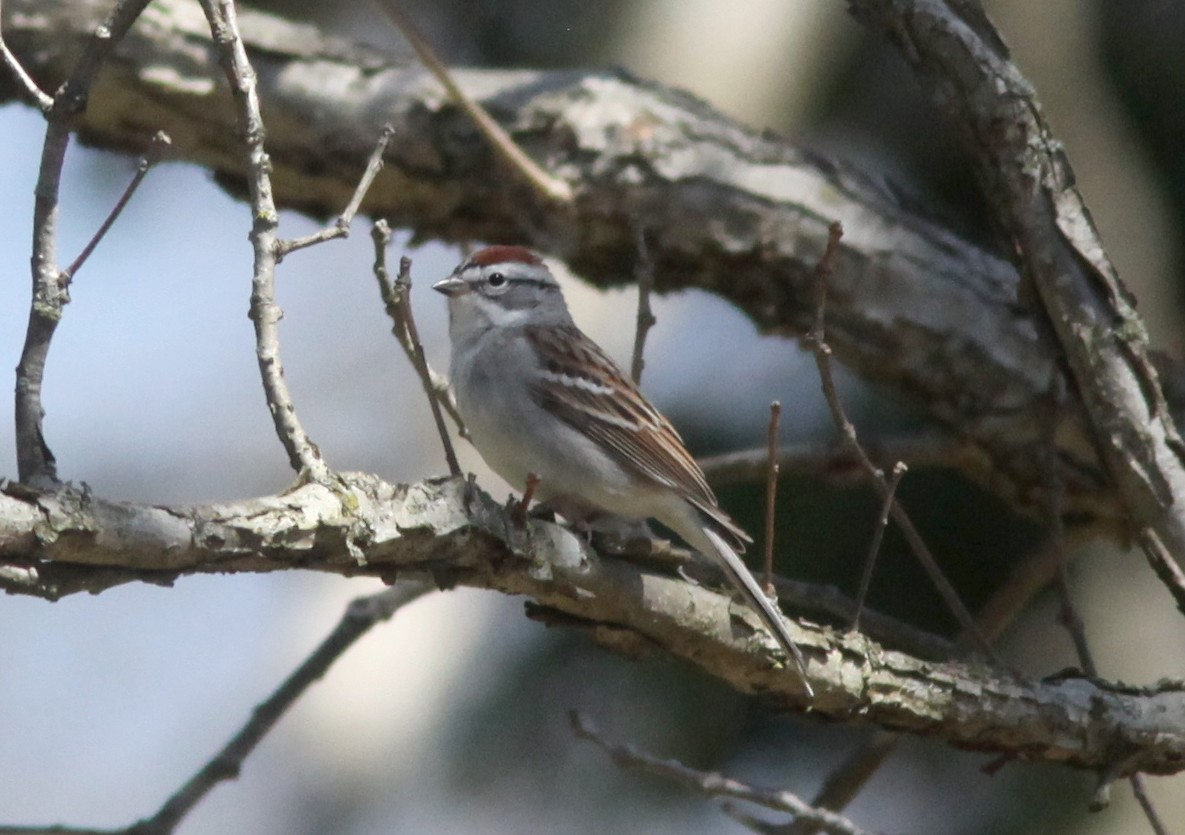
(487, 271, 507, 288)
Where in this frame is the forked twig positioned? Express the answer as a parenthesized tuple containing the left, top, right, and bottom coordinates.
(274, 124, 396, 260)
(369, 225, 461, 476)
(372, 0, 572, 203)
(571, 712, 875, 835)
(198, 0, 327, 481)
(14, 0, 156, 487)
(806, 221, 993, 658)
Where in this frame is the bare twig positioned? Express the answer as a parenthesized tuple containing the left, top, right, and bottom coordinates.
(369, 225, 461, 476)
(370, 232, 467, 438)
(1043, 373, 1096, 674)
(699, 432, 966, 488)
(372, 0, 572, 203)
(198, 0, 327, 481)
(139, 583, 429, 834)
(0, 584, 430, 835)
(630, 224, 657, 384)
(1138, 528, 1185, 617)
(763, 401, 782, 594)
(850, 461, 906, 632)
(0, 0, 53, 111)
(61, 130, 171, 282)
(806, 221, 994, 658)
(273, 124, 395, 260)
(571, 712, 877, 835)
(14, 0, 156, 487)
(1129, 775, 1172, 835)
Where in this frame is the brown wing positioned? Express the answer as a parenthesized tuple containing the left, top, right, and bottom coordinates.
(525, 325, 752, 547)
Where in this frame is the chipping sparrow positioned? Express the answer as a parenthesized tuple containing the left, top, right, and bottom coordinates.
(434, 246, 811, 694)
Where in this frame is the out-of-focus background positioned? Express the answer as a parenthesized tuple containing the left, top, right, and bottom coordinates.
(2, 1, 1184, 832)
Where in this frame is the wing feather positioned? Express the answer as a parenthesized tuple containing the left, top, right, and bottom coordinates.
(526, 325, 751, 548)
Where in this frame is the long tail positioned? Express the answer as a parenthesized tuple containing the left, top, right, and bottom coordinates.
(701, 526, 813, 697)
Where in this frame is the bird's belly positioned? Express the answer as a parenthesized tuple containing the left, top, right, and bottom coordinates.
(457, 384, 649, 519)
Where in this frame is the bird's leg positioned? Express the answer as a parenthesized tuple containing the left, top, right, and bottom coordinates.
(509, 472, 542, 528)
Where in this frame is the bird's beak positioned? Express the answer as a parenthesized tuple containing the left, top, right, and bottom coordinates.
(432, 276, 468, 297)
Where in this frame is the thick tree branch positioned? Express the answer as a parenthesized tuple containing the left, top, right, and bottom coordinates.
(1, 475, 1183, 778)
(845, 0, 1185, 590)
(0, 0, 1151, 530)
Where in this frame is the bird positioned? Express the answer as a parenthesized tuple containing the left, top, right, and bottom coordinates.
(433, 245, 812, 695)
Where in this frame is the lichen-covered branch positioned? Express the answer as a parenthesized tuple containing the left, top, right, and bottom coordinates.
(1, 475, 1183, 778)
(0, 0, 1149, 530)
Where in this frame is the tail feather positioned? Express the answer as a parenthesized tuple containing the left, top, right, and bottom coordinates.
(700, 526, 813, 697)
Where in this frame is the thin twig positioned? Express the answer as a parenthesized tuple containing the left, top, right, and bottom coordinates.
(763, 401, 782, 594)
(273, 124, 395, 260)
(1043, 372, 1096, 674)
(630, 224, 657, 384)
(14, 0, 156, 487)
(0, 0, 53, 111)
(372, 0, 572, 203)
(139, 583, 429, 834)
(1138, 527, 1185, 617)
(699, 432, 967, 488)
(198, 0, 327, 481)
(806, 221, 994, 659)
(570, 712, 877, 835)
(850, 462, 906, 632)
(1129, 774, 1172, 835)
(61, 131, 171, 282)
(369, 225, 461, 476)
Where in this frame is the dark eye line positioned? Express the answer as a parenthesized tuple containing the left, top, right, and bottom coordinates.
(485, 276, 551, 289)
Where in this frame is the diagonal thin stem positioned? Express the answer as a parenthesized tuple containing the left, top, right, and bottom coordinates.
(370, 224, 461, 475)
(0, 0, 53, 111)
(806, 221, 994, 659)
(630, 223, 657, 384)
(274, 124, 395, 260)
(14, 0, 156, 487)
(62, 131, 172, 282)
(763, 401, 782, 594)
(850, 461, 907, 632)
(371, 0, 571, 203)
(571, 712, 875, 835)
